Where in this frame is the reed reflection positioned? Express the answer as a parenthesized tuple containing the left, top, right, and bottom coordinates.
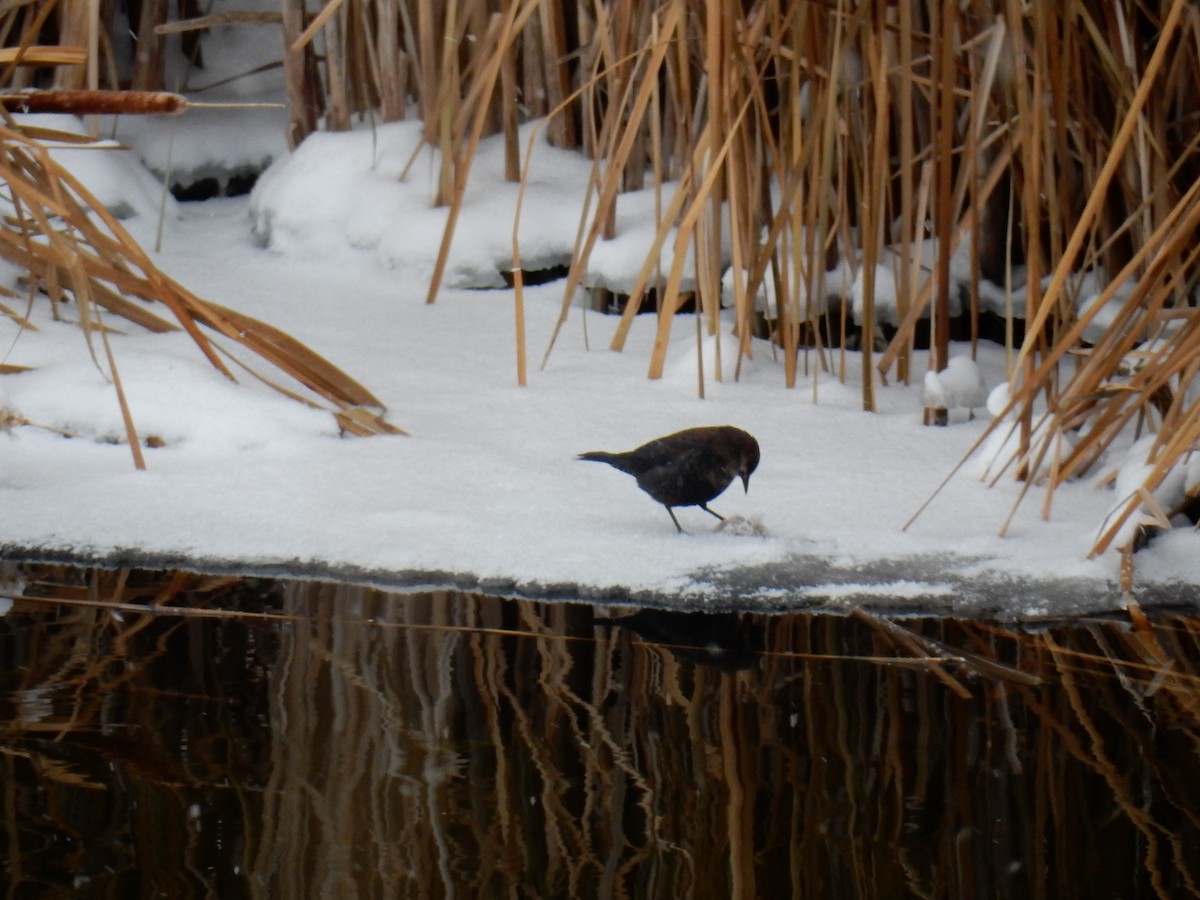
(596, 608, 763, 670)
(0, 566, 1198, 898)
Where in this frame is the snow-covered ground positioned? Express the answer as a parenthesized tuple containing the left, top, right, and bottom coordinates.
(0, 41, 1196, 617)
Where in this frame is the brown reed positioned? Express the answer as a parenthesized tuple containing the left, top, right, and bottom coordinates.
(7, 0, 1200, 563)
(0, 120, 402, 453)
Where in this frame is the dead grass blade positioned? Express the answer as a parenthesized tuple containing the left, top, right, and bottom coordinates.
(0, 121, 401, 458)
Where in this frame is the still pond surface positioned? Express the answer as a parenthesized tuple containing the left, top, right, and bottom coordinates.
(1, 565, 1198, 898)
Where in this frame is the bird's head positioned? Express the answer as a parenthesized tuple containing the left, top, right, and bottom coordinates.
(738, 435, 760, 492)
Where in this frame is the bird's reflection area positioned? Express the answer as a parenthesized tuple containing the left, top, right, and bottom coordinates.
(2, 565, 1200, 899)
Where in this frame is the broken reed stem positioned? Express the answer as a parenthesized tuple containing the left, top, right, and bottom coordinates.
(0, 46, 89, 67)
(98, 309, 146, 470)
(850, 607, 972, 699)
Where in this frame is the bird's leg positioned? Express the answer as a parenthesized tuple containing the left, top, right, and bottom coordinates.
(699, 503, 725, 521)
(666, 507, 685, 533)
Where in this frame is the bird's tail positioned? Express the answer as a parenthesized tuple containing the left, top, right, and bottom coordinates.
(578, 451, 648, 480)
(576, 451, 652, 480)
(577, 450, 634, 473)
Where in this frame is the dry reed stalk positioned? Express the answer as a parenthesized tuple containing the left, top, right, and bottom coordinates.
(0, 89, 187, 115)
(514, 53, 638, 374)
(0, 45, 87, 66)
(290, 0, 347, 53)
(280, 0, 320, 146)
(861, 17, 890, 412)
(1018, 0, 1188, 373)
(700, 0, 727, 387)
(97, 309, 145, 469)
(1007, 0, 1043, 469)
(893, 2, 918, 387)
(430, 0, 459, 208)
(929, 0, 957, 382)
(130, 0, 166, 91)
(536, 0, 574, 147)
(645, 99, 755, 381)
(499, 1, 519, 182)
(425, 2, 539, 303)
(0, 123, 401, 452)
(322, 0, 352, 132)
(0, 2, 64, 93)
(724, 126, 751, 378)
(729, 21, 777, 381)
(850, 607, 972, 699)
(412, 0, 437, 124)
(539, 2, 684, 352)
(372, 0, 405, 121)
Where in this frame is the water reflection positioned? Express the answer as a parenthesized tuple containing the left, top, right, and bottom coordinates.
(596, 609, 762, 670)
(1, 565, 1198, 898)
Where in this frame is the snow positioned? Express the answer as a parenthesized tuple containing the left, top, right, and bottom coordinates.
(719, 230, 848, 322)
(0, 107, 1196, 618)
(929, 356, 988, 413)
(24, 114, 177, 222)
(919, 371, 950, 411)
(849, 237, 971, 325)
(975, 407, 1077, 483)
(1101, 435, 1196, 552)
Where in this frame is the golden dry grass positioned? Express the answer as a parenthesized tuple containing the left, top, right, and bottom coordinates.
(267, 0, 1200, 560)
(0, 120, 403, 451)
(0, 4, 403, 460)
(5, 1, 1200, 563)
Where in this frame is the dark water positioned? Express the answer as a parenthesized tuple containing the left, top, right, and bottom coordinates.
(2, 565, 1198, 899)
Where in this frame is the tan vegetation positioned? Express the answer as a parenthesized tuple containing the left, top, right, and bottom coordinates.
(0, 2, 402, 461)
(2, 1, 1199, 559)
(5, 570, 1200, 896)
(293, 0, 1198, 560)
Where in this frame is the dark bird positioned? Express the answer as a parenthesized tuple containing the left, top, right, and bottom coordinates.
(577, 425, 760, 532)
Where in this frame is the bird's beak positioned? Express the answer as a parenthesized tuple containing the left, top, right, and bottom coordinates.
(741, 471, 751, 492)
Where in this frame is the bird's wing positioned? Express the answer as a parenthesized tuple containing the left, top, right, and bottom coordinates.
(635, 443, 721, 498)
